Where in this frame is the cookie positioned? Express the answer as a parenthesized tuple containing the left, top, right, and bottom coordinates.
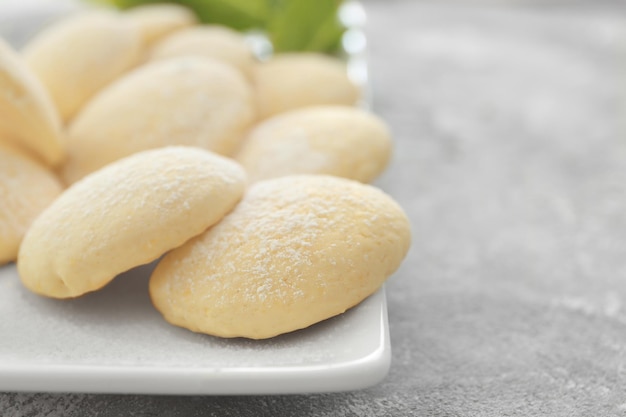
(149, 175, 411, 339)
(254, 53, 360, 119)
(18, 146, 247, 299)
(61, 56, 256, 184)
(150, 25, 255, 79)
(22, 11, 142, 122)
(124, 3, 197, 46)
(0, 142, 63, 265)
(0, 38, 63, 166)
(235, 106, 392, 183)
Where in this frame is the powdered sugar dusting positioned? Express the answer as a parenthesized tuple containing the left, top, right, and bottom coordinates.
(66, 56, 255, 182)
(164, 175, 407, 311)
(48, 148, 236, 243)
(243, 127, 332, 181)
(21, 146, 245, 295)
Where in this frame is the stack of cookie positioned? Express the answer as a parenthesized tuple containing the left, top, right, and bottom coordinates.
(0, 4, 411, 339)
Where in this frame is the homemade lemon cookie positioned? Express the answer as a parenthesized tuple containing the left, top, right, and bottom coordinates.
(22, 11, 142, 122)
(18, 146, 246, 299)
(236, 106, 392, 183)
(124, 3, 197, 46)
(0, 142, 63, 265)
(150, 26, 255, 79)
(0, 38, 63, 166)
(61, 56, 256, 185)
(254, 53, 360, 119)
(150, 175, 411, 339)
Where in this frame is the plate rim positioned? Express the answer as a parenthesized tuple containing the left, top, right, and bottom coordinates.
(0, 286, 390, 395)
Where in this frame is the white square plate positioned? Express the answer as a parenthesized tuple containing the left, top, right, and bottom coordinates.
(0, 263, 390, 395)
(0, 0, 386, 396)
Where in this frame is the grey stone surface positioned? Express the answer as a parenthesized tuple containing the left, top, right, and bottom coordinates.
(2, 0, 626, 415)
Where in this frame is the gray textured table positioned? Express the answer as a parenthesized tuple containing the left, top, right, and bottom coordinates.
(2, 0, 626, 415)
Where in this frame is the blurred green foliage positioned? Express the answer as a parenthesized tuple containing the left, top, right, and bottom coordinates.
(105, 0, 345, 52)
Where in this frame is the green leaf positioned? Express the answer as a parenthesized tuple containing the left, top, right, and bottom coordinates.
(267, 0, 342, 52)
(175, 0, 270, 31)
(105, 0, 155, 8)
(94, 0, 345, 53)
(301, 5, 344, 52)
